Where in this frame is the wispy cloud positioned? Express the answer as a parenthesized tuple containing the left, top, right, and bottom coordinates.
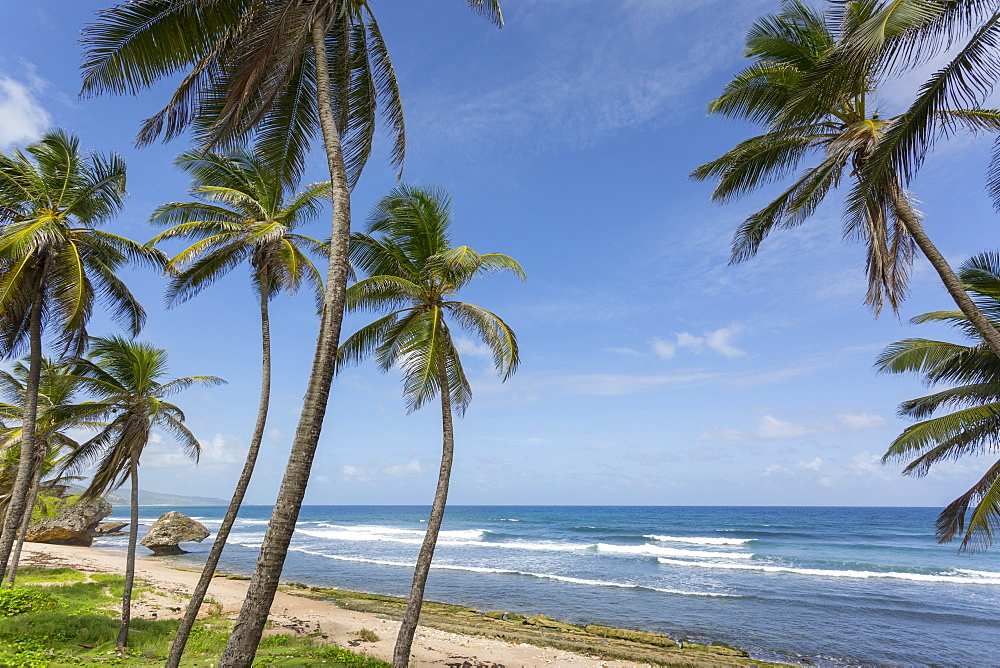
(342, 458, 423, 483)
(409, 0, 768, 156)
(0, 71, 50, 147)
(651, 325, 745, 359)
(700, 412, 889, 442)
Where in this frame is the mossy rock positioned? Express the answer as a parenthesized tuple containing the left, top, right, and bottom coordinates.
(483, 611, 505, 620)
(505, 612, 526, 623)
(526, 614, 584, 632)
(585, 624, 678, 648)
(682, 640, 750, 657)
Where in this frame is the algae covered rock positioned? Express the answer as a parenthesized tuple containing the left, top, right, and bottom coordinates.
(483, 611, 505, 620)
(527, 614, 584, 632)
(140, 511, 210, 555)
(585, 624, 679, 648)
(25, 498, 113, 547)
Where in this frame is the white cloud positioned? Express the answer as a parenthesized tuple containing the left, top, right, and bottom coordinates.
(798, 457, 823, 471)
(455, 337, 491, 358)
(141, 432, 242, 468)
(700, 412, 889, 442)
(755, 415, 811, 440)
(704, 327, 746, 358)
(342, 458, 423, 483)
(837, 412, 888, 431)
(651, 326, 745, 360)
(607, 346, 643, 357)
(650, 338, 676, 360)
(0, 74, 50, 147)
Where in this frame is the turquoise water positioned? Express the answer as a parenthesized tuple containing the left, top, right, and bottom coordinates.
(99, 506, 1000, 666)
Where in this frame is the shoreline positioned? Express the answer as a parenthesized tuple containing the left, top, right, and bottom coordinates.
(17, 542, 783, 666)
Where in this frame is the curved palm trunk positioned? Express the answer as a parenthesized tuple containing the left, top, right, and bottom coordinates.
(116, 455, 139, 649)
(891, 191, 1000, 356)
(166, 296, 273, 667)
(220, 20, 353, 667)
(0, 292, 45, 580)
(393, 369, 455, 667)
(6, 450, 45, 586)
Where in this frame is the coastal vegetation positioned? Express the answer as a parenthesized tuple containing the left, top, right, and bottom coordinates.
(338, 185, 524, 666)
(692, 0, 1000, 350)
(879, 251, 1000, 553)
(147, 147, 328, 663)
(0, 0, 1000, 665)
(0, 566, 389, 667)
(61, 337, 224, 647)
(0, 129, 165, 582)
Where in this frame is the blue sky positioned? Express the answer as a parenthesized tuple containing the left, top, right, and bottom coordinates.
(1, 0, 997, 507)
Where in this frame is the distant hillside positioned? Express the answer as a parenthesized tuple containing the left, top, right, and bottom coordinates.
(68, 485, 227, 507)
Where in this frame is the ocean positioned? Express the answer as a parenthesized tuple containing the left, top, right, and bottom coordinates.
(96, 506, 1000, 666)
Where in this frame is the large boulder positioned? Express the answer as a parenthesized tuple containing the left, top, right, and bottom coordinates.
(140, 511, 210, 556)
(25, 498, 113, 547)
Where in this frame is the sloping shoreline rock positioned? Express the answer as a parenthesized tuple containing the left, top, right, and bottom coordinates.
(93, 521, 128, 537)
(140, 511, 210, 556)
(25, 498, 113, 547)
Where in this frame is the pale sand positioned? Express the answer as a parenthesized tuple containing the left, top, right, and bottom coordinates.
(18, 542, 649, 667)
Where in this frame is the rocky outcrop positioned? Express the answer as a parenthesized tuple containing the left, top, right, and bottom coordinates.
(93, 521, 128, 536)
(25, 498, 113, 547)
(140, 511, 210, 556)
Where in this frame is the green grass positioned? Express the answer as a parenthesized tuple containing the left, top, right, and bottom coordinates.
(0, 567, 390, 667)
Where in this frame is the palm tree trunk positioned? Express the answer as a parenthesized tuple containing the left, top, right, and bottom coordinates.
(6, 450, 45, 586)
(891, 191, 1000, 357)
(116, 455, 138, 649)
(393, 367, 456, 668)
(219, 19, 353, 667)
(0, 291, 45, 580)
(166, 295, 273, 668)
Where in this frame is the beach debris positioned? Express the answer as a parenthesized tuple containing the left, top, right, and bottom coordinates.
(25, 498, 113, 546)
(140, 511, 210, 555)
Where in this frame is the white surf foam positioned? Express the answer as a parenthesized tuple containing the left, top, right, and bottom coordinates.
(298, 524, 486, 544)
(596, 543, 753, 559)
(645, 534, 753, 546)
(657, 558, 1000, 584)
(288, 548, 736, 597)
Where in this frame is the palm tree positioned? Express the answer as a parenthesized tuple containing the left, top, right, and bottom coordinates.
(62, 336, 224, 649)
(690, 0, 1000, 354)
(79, 4, 504, 659)
(146, 148, 327, 666)
(0, 359, 102, 585)
(338, 185, 524, 667)
(0, 129, 164, 580)
(877, 251, 1000, 553)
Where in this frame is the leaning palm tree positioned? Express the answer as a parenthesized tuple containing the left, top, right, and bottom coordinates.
(691, 0, 1000, 354)
(0, 359, 103, 584)
(62, 337, 224, 649)
(339, 185, 524, 667)
(0, 129, 164, 580)
(79, 4, 503, 659)
(147, 148, 327, 665)
(878, 250, 1000, 553)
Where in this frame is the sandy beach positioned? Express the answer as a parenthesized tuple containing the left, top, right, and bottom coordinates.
(18, 542, 655, 667)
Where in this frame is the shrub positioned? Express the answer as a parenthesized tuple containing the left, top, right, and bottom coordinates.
(0, 588, 56, 617)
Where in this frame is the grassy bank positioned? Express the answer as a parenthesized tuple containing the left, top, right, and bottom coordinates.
(0, 567, 388, 667)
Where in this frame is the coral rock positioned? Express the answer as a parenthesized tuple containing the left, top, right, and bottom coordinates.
(140, 511, 210, 556)
(25, 499, 113, 547)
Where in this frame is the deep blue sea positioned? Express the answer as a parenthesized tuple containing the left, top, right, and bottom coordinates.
(96, 506, 1000, 666)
